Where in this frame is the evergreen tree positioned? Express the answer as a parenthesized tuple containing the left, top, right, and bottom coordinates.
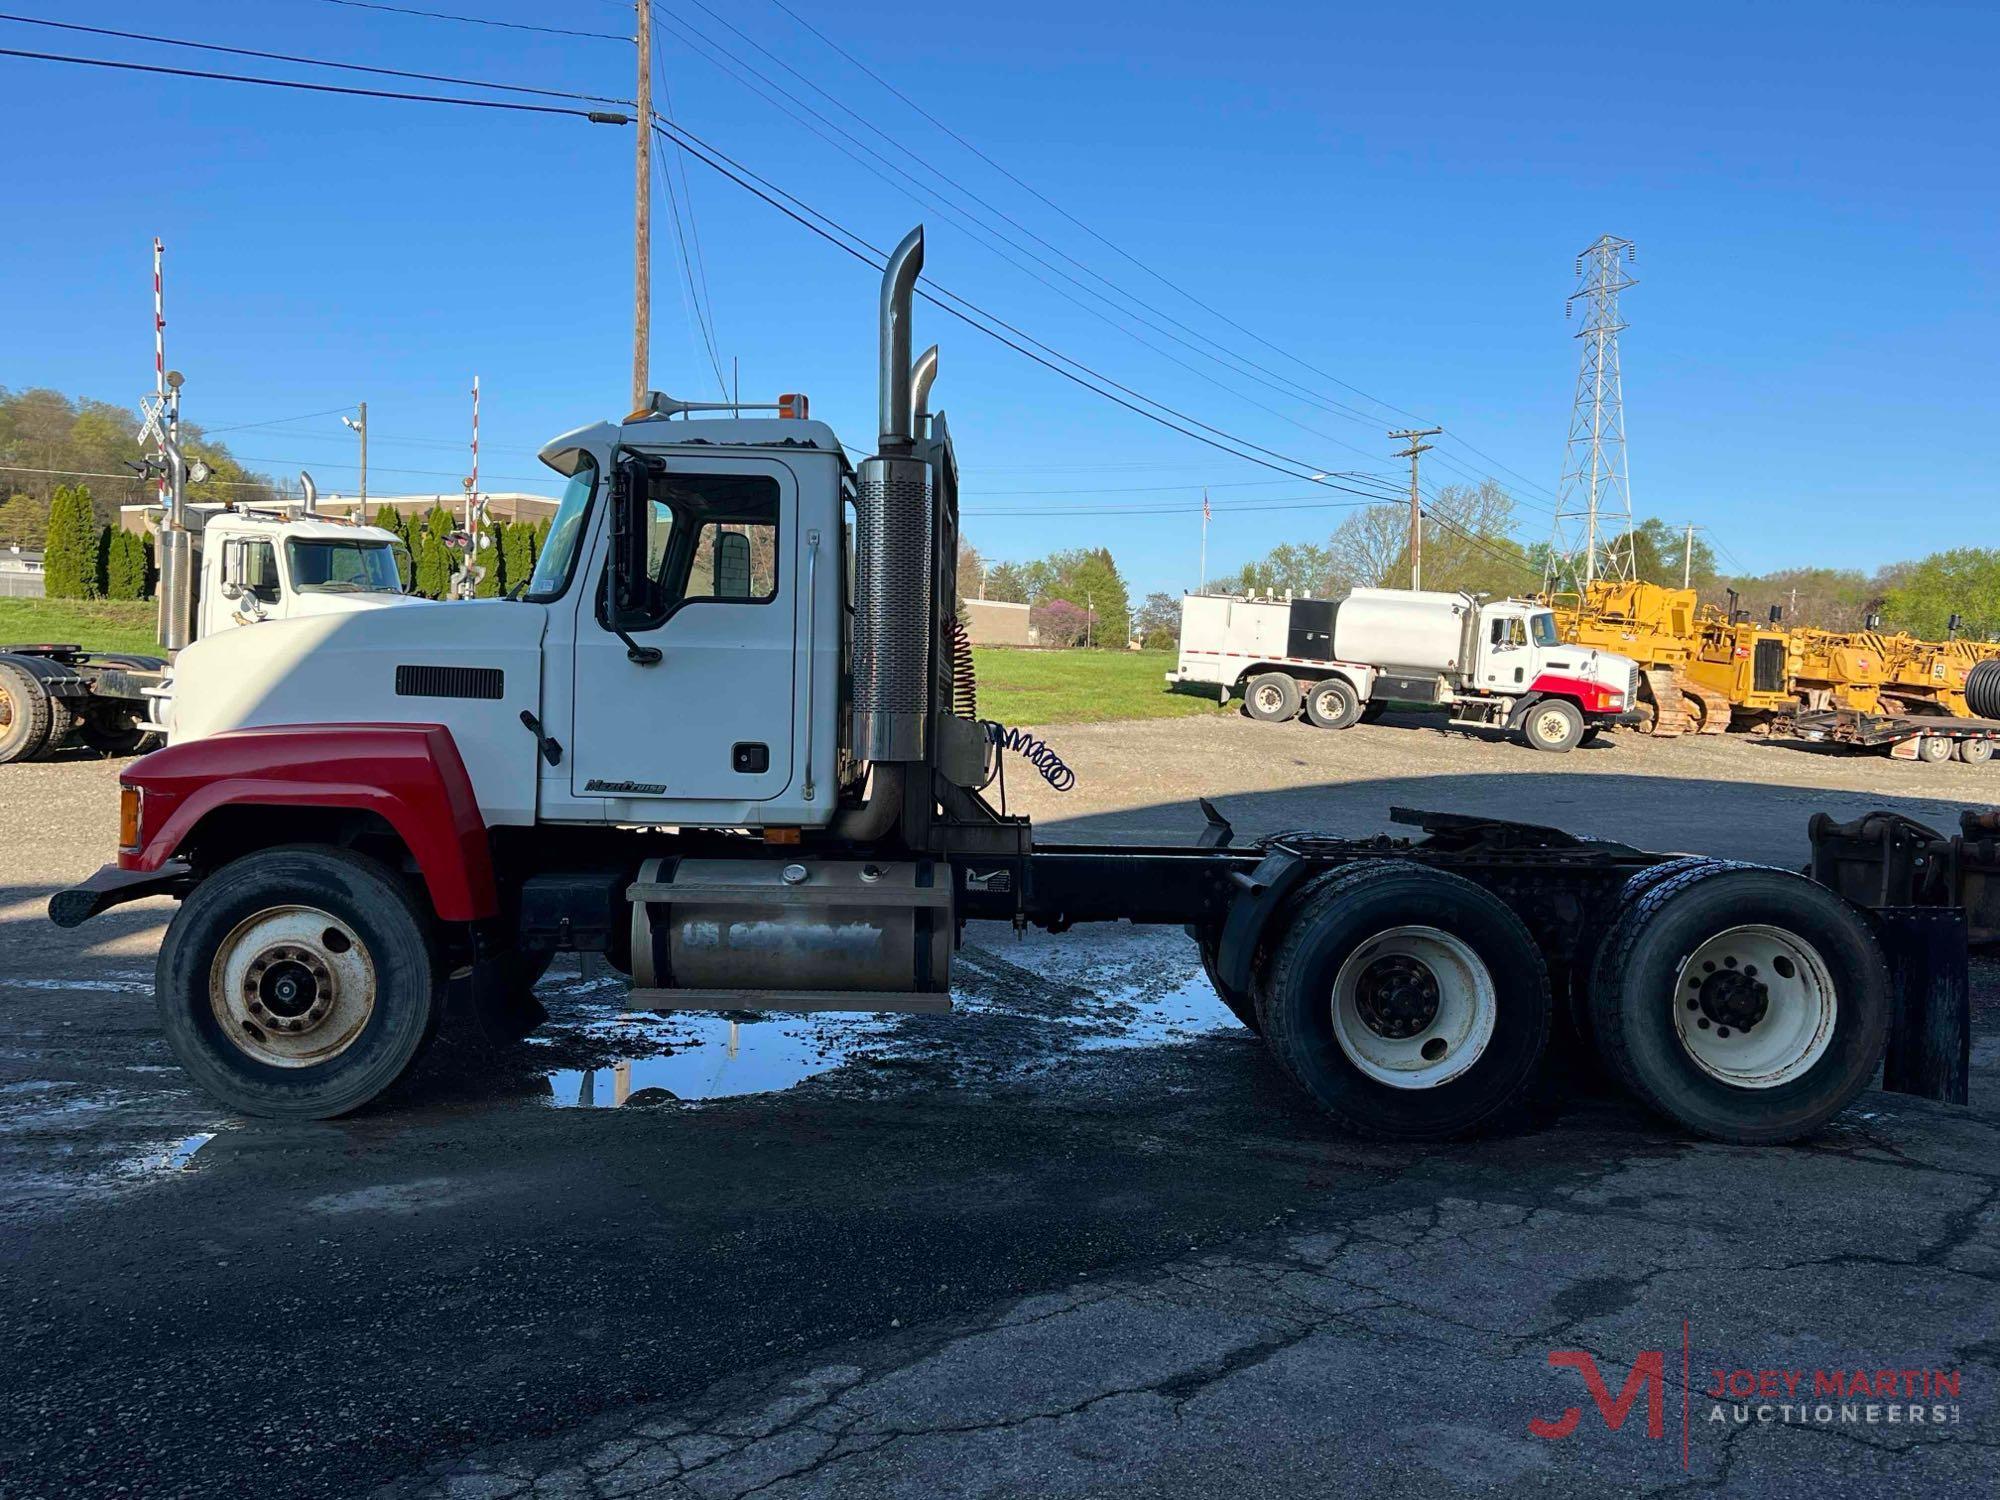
(473, 519, 504, 597)
(42, 484, 99, 598)
(94, 525, 113, 598)
(106, 529, 149, 599)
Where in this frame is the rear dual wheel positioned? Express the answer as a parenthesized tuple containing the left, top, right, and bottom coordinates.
(1302, 678, 1363, 730)
(0, 662, 53, 764)
(157, 845, 442, 1118)
(1588, 865, 1889, 1144)
(1253, 862, 1551, 1139)
(1243, 673, 1301, 723)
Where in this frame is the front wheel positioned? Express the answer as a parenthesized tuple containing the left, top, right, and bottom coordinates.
(1587, 865, 1889, 1143)
(1253, 862, 1551, 1139)
(1521, 699, 1585, 753)
(1916, 735, 1954, 765)
(156, 845, 442, 1118)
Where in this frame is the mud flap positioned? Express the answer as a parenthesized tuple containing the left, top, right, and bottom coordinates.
(1214, 845, 1313, 997)
(1873, 907, 1970, 1105)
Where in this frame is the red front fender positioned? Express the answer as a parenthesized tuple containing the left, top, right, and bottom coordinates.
(117, 723, 498, 921)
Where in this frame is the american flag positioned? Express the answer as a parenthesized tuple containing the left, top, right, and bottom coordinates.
(1202, 489, 1211, 523)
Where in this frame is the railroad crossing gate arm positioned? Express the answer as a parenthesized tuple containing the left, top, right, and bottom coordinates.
(1873, 907, 1971, 1107)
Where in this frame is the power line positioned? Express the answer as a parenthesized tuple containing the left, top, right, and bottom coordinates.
(0, 13, 632, 105)
(650, 5, 1408, 482)
(0, 47, 633, 120)
(648, 117, 1386, 493)
(197, 406, 358, 434)
(304, 0, 628, 41)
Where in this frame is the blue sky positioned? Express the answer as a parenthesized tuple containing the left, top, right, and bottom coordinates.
(2, 0, 1993, 597)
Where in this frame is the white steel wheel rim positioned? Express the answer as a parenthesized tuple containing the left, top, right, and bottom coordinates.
(1671, 924, 1836, 1089)
(1253, 681, 1286, 714)
(209, 905, 377, 1069)
(1532, 707, 1572, 745)
(1330, 925, 1497, 1089)
(1311, 685, 1345, 718)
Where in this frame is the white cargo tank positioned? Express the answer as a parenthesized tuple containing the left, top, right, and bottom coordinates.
(1330, 588, 1475, 676)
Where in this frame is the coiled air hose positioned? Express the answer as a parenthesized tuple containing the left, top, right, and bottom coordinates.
(949, 616, 978, 719)
(980, 722, 1076, 793)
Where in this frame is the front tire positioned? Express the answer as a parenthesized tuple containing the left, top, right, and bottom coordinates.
(1587, 865, 1889, 1144)
(1302, 678, 1363, 730)
(0, 662, 54, 764)
(1243, 672, 1301, 723)
(1917, 735, 1954, 764)
(1522, 699, 1585, 753)
(156, 846, 442, 1118)
(1253, 862, 1551, 1139)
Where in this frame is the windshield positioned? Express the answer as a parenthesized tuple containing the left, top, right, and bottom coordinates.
(525, 458, 598, 600)
(1530, 611, 1560, 647)
(285, 538, 404, 594)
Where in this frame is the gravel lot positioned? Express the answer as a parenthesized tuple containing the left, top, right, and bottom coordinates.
(2, 719, 1995, 1499)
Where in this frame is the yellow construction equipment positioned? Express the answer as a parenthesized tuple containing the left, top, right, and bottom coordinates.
(1546, 581, 1733, 735)
(1790, 628, 1891, 714)
(1877, 635, 2000, 718)
(1683, 607, 1796, 731)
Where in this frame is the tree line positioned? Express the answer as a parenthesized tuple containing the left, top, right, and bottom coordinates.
(960, 544, 1132, 647)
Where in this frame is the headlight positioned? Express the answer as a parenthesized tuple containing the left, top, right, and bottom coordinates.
(1604, 691, 1625, 708)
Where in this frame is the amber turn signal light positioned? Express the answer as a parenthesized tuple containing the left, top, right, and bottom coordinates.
(118, 784, 143, 852)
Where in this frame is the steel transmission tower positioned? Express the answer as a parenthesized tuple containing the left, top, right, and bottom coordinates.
(1547, 235, 1638, 588)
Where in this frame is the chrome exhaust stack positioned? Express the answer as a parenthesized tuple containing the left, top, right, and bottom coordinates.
(911, 343, 939, 436)
(298, 471, 318, 516)
(851, 226, 932, 764)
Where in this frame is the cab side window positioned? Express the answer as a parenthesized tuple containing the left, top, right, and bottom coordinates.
(626, 471, 781, 627)
(243, 541, 281, 604)
(1490, 616, 1527, 648)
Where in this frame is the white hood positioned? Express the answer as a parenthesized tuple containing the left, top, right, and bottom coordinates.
(166, 601, 550, 825)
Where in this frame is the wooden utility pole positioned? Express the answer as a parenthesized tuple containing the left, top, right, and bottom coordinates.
(1390, 427, 1441, 590)
(631, 0, 653, 411)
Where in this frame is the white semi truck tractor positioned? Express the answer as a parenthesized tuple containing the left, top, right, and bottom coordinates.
(1167, 589, 1643, 752)
(49, 227, 1970, 1143)
(0, 471, 420, 763)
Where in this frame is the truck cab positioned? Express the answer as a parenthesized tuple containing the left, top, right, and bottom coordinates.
(197, 511, 416, 635)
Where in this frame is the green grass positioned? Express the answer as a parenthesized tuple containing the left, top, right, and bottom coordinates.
(0, 609, 1209, 726)
(0, 597, 160, 655)
(972, 648, 1218, 726)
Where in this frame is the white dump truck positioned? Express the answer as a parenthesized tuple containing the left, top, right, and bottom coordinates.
(0, 480, 420, 764)
(1167, 588, 1643, 752)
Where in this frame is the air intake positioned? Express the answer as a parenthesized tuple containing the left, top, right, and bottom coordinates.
(851, 225, 932, 763)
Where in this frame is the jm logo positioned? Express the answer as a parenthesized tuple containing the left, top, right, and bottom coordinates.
(1530, 1350, 1667, 1440)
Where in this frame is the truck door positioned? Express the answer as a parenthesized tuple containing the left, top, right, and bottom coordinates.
(1478, 608, 1531, 690)
(569, 455, 797, 805)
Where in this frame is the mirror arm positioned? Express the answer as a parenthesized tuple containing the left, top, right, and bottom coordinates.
(613, 625, 661, 666)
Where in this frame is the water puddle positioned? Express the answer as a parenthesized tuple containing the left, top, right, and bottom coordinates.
(124, 1131, 219, 1175)
(545, 1013, 897, 1108)
(540, 941, 1239, 1109)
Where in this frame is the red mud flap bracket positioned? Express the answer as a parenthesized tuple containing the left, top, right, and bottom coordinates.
(1872, 906, 1970, 1106)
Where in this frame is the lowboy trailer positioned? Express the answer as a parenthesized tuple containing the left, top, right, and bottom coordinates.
(50, 227, 1974, 1142)
(1788, 707, 2000, 767)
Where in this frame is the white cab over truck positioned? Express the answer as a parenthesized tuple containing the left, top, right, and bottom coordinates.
(49, 226, 1970, 1148)
(1167, 588, 1642, 752)
(0, 485, 420, 763)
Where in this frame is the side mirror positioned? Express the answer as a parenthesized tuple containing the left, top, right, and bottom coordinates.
(218, 539, 244, 599)
(607, 452, 653, 629)
(714, 530, 752, 599)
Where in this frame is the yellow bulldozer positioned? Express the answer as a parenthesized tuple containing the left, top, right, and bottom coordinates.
(1878, 634, 2000, 718)
(1790, 627, 1891, 714)
(1547, 580, 1756, 735)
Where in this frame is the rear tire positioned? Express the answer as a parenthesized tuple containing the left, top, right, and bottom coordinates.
(1243, 672, 1301, 723)
(1953, 738, 1991, 765)
(1587, 865, 1889, 1143)
(1521, 699, 1585, 753)
(1253, 862, 1551, 1139)
(0, 662, 54, 764)
(1917, 735, 1954, 764)
(1302, 678, 1362, 730)
(156, 845, 442, 1118)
